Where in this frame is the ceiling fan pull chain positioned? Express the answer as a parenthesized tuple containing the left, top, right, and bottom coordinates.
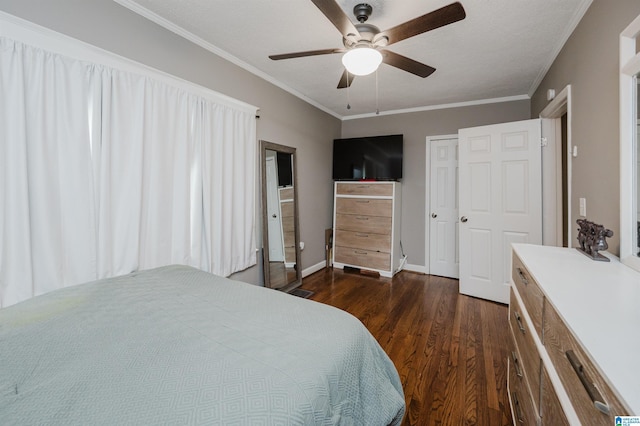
(347, 72, 351, 109)
(375, 69, 380, 115)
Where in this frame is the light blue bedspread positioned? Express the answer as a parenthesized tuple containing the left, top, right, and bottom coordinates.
(0, 265, 405, 425)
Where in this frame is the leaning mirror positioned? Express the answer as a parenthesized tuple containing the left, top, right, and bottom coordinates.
(260, 140, 302, 291)
(620, 15, 640, 272)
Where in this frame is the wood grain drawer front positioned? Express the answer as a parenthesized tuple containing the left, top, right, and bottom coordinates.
(282, 216, 295, 233)
(334, 230, 391, 253)
(281, 201, 294, 218)
(334, 214, 392, 234)
(336, 183, 393, 196)
(540, 366, 569, 425)
(336, 198, 392, 217)
(334, 246, 391, 271)
(283, 230, 295, 247)
(510, 288, 541, 405)
(284, 246, 295, 260)
(544, 301, 629, 425)
(279, 187, 294, 200)
(510, 355, 540, 426)
(509, 334, 535, 416)
(512, 253, 544, 340)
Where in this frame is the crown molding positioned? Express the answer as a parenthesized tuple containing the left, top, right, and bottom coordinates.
(341, 94, 531, 121)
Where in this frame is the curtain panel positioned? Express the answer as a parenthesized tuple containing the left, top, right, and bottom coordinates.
(0, 37, 257, 308)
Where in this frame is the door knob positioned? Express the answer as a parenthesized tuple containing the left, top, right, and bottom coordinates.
(272, 214, 277, 218)
(431, 213, 437, 218)
(460, 216, 468, 223)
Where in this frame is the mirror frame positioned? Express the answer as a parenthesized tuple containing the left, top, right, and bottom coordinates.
(620, 14, 640, 272)
(260, 140, 302, 291)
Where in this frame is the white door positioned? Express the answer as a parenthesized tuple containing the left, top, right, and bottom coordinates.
(458, 119, 542, 304)
(265, 156, 284, 262)
(429, 137, 459, 278)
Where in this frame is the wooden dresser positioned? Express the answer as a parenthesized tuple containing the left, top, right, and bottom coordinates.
(508, 244, 639, 425)
(278, 186, 295, 264)
(332, 181, 402, 277)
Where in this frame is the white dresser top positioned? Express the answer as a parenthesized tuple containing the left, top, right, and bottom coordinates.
(512, 243, 640, 414)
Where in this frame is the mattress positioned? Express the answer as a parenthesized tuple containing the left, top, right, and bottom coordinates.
(0, 265, 405, 425)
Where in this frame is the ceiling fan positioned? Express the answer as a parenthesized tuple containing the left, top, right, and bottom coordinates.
(269, 0, 466, 89)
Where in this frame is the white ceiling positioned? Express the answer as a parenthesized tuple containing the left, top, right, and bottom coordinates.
(115, 0, 592, 119)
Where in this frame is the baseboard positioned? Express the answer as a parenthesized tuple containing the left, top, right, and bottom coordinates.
(302, 261, 427, 277)
(404, 263, 428, 274)
(302, 261, 326, 278)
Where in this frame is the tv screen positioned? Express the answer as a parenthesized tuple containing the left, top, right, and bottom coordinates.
(332, 134, 403, 181)
(276, 152, 293, 187)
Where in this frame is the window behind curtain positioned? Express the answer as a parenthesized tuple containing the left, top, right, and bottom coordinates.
(0, 22, 257, 307)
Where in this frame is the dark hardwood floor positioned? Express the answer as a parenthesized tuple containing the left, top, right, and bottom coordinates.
(300, 268, 513, 426)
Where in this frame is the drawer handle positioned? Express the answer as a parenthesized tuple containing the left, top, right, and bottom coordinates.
(566, 350, 610, 414)
(356, 200, 370, 203)
(354, 250, 368, 255)
(511, 351, 523, 378)
(516, 267, 529, 285)
(356, 185, 370, 188)
(355, 233, 369, 237)
(355, 216, 369, 221)
(514, 311, 526, 334)
(512, 391, 525, 423)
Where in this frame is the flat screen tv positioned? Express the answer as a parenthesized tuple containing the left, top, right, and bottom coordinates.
(332, 134, 403, 181)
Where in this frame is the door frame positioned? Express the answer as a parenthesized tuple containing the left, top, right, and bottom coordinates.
(425, 134, 458, 275)
(539, 84, 572, 247)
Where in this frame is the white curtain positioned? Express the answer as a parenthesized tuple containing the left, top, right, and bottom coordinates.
(94, 70, 203, 277)
(0, 39, 98, 307)
(201, 102, 257, 276)
(0, 36, 257, 308)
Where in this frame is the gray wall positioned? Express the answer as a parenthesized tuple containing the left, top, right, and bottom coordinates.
(341, 100, 531, 269)
(0, 0, 341, 284)
(531, 0, 640, 255)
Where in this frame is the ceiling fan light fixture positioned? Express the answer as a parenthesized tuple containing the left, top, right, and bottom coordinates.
(342, 47, 382, 76)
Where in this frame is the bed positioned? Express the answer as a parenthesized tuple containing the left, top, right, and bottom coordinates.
(0, 265, 405, 425)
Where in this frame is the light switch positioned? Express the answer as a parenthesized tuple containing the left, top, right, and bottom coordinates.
(579, 198, 586, 217)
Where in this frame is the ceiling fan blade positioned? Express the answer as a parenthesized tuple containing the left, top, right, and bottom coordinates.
(337, 69, 355, 89)
(381, 2, 466, 46)
(269, 48, 345, 61)
(310, 0, 360, 37)
(381, 50, 436, 78)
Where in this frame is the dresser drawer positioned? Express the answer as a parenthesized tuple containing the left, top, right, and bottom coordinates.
(334, 246, 391, 271)
(336, 182, 393, 196)
(282, 216, 295, 234)
(279, 186, 294, 200)
(334, 214, 391, 234)
(540, 366, 569, 425)
(280, 200, 294, 218)
(512, 253, 544, 340)
(509, 354, 540, 426)
(509, 335, 536, 417)
(284, 246, 295, 261)
(336, 198, 392, 217)
(510, 288, 541, 406)
(543, 300, 630, 425)
(334, 229, 391, 253)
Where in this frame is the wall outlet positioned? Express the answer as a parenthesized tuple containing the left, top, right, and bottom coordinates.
(299, 241, 305, 250)
(579, 198, 587, 217)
